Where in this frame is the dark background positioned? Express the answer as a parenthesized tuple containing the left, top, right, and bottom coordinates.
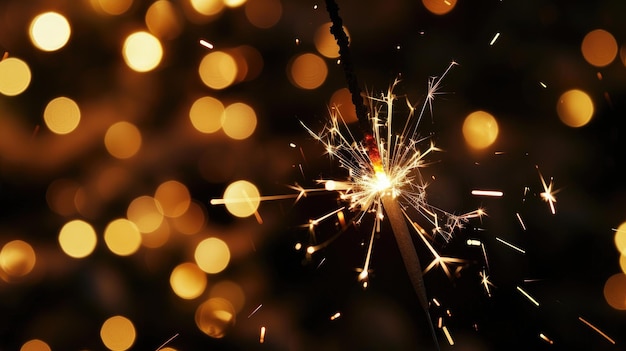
(1, 0, 626, 350)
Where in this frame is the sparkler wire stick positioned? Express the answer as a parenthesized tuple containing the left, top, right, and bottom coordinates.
(324, 1, 439, 349)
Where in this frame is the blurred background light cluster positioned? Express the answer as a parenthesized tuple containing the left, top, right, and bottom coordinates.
(1, 0, 626, 350)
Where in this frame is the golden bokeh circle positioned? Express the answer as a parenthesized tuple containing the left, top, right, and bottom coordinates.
(0, 57, 31, 96)
(189, 96, 224, 133)
(244, 0, 282, 29)
(104, 121, 142, 159)
(222, 102, 257, 140)
(556, 89, 594, 128)
(127, 196, 164, 233)
(20, 339, 51, 351)
(222, 180, 260, 217)
(195, 237, 230, 274)
(462, 110, 499, 149)
(58, 220, 97, 258)
(198, 51, 237, 90)
(43, 96, 81, 135)
(195, 297, 236, 338)
(422, 0, 457, 15)
(288, 53, 328, 90)
(604, 273, 626, 310)
(104, 218, 142, 256)
(29, 12, 71, 52)
(100, 315, 136, 350)
(170, 262, 207, 299)
(0, 240, 36, 278)
(122, 31, 163, 72)
(581, 29, 618, 67)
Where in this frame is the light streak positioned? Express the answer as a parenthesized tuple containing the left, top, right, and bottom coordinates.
(442, 325, 455, 345)
(516, 286, 540, 307)
(539, 81, 547, 88)
(496, 236, 525, 254)
(259, 326, 266, 343)
(471, 189, 503, 197)
(466, 239, 481, 246)
(515, 212, 526, 231)
(247, 304, 263, 318)
(155, 333, 179, 351)
(539, 333, 554, 344)
(199, 39, 213, 49)
(578, 316, 616, 344)
(330, 312, 341, 320)
(489, 32, 501, 46)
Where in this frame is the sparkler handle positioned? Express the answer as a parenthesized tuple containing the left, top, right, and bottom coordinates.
(381, 196, 440, 351)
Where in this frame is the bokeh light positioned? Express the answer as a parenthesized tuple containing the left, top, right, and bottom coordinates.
(171, 200, 207, 235)
(155, 180, 191, 218)
(556, 89, 594, 127)
(122, 31, 163, 72)
(604, 273, 626, 310)
(462, 110, 499, 149)
(189, 96, 224, 133)
(422, 0, 457, 15)
(43, 97, 81, 135)
(244, 0, 282, 29)
(614, 222, 626, 255)
(190, 0, 224, 16)
(288, 53, 328, 90)
(222, 102, 257, 140)
(195, 297, 236, 338)
(140, 219, 171, 248)
(46, 178, 80, 216)
(198, 51, 238, 90)
(314, 22, 349, 58)
(104, 219, 142, 256)
(195, 237, 230, 274)
(222, 180, 260, 217)
(100, 315, 136, 351)
(58, 220, 97, 259)
(209, 280, 245, 313)
(145, 0, 184, 40)
(170, 262, 207, 299)
(20, 339, 51, 351)
(0, 240, 36, 278)
(0, 57, 31, 96)
(329, 88, 358, 123)
(581, 29, 617, 67)
(224, 0, 247, 7)
(92, 0, 133, 15)
(620, 254, 626, 274)
(127, 196, 164, 233)
(104, 121, 142, 159)
(29, 12, 71, 52)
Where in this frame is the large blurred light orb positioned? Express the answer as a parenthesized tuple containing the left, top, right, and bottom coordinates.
(59, 220, 97, 258)
(288, 53, 328, 90)
(222, 180, 260, 217)
(0, 240, 36, 278)
(210, 280, 246, 313)
(189, 96, 224, 133)
(614, 222, 626, 255)
(145, 0, 184, 40)
(20, 339, 51, 351)
(100, 315, 136, 350)
(94, 0, 133, 15)
(190, 0, 224, 16)
(195, 297, 236, 338)
(462, 110, 499, 149)
(314, 23, 349, 58)
(581, 29, 617, 67)
(195, 237, 230, 274)
(122, 31, 163, 72)
(127, 196, 164, 233)
(170, 262, 207, 299)
(29, 12, 71, 52)
(0, 57, 31, 96)
(43, 97, 81, 134)
(245, 0, 282, 29)
(154, 180, 191, 218)
(222, 102, 257, 140)
(199, 51, 238, 90)
(104, 219, 142, 256)
(422, 0, 457, 15)
(556, 89, 594, 127)
(104, 121, 142, 159)
(604, 273, 626, 310)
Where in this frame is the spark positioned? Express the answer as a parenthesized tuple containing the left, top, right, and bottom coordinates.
(199, 39, 213, 49)
(330, 312, 341, 320)
(495, 236, 525, 254)
(539, 333, 554, 344)
(247, 304, 263, 318)
(259, 326, 266, 343)
(466, 239, 482, 246)
(539, 81, 547, 88)
(479, 268, 495, 297)
(578, 316, 616, 344)
(536, 165, 558, 214)
(432, 298, 441, 307)
(471, 189, 503, 197)
(516, 286, 540, 307)
(489, 32, 501, 46)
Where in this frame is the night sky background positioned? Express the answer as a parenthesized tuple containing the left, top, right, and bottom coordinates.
(2, 0, 626, 350)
